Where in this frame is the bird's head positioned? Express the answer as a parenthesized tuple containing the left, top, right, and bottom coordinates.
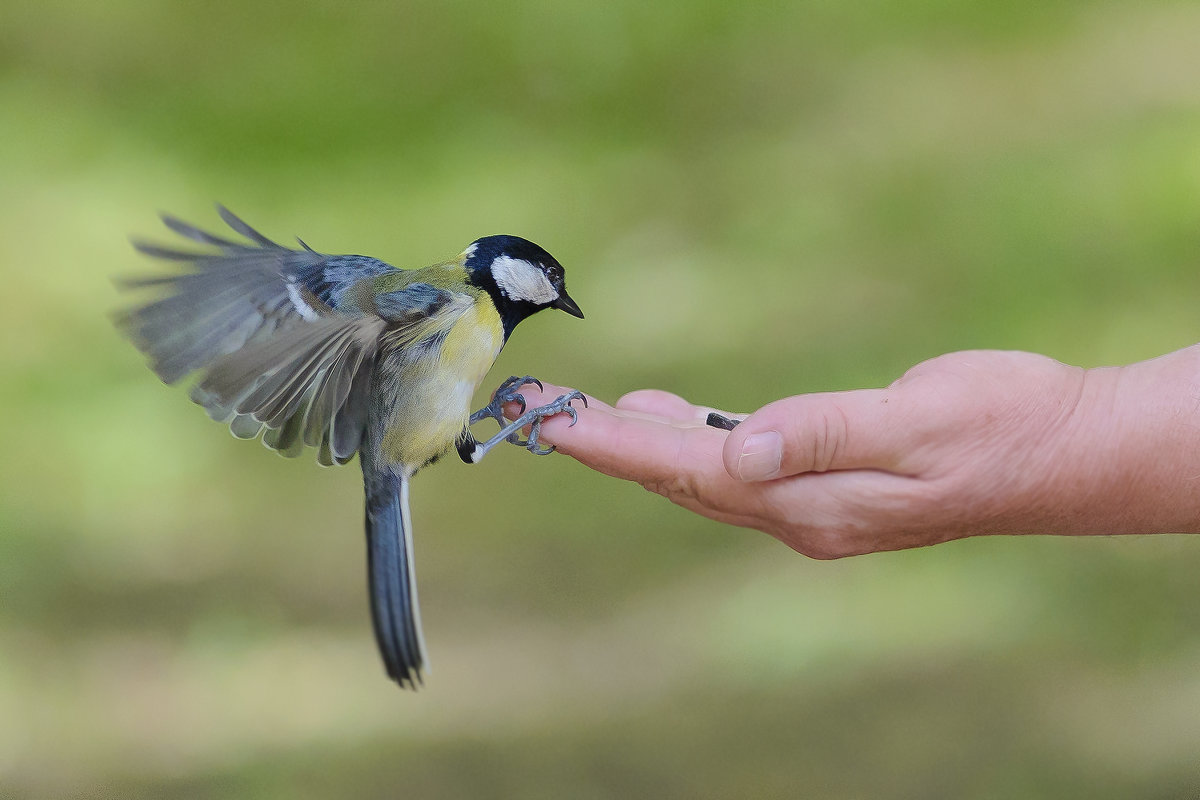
(463, 235, 583, 336)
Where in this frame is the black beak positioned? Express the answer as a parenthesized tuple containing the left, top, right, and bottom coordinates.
(554, 292, 584, 319)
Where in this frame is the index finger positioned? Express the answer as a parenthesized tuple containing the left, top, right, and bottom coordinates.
(510, 383, 734, 492)
(615, 389, 745, 425)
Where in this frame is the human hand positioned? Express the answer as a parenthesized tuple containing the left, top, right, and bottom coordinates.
(510, 349, 1200, 558)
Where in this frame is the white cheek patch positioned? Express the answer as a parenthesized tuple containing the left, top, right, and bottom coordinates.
(492, 255, 559, 304)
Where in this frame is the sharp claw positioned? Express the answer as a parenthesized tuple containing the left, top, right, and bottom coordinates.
(470, 380, 588, 460)
(504, 375, 542, 393)
(526, 422, 555, 454)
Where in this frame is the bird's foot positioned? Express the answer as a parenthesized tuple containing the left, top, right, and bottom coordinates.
(470, 375, 543, 429)
(505, 390, 588, 455)
(467, 377, 587, 462)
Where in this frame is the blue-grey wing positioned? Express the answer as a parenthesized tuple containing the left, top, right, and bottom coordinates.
(116, 206, 400, 465)
(373, 283, 454, 319)
(186, 314, 387, 465)
(116, 205, 396, 383)
(194, 284, 470, 465)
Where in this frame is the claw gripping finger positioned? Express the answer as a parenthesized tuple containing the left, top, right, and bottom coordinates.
(468, 386, 585, 461)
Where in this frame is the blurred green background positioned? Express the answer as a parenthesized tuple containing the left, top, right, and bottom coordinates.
(4, 1, 1200, 797)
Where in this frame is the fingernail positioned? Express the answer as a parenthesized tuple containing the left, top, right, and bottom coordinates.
(736, 431, 782, 481)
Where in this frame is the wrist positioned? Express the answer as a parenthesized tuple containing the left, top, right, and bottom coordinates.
(1054, 345, 1200, 535)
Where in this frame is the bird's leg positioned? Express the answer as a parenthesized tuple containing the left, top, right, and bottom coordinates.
(465, 379, 588, 463)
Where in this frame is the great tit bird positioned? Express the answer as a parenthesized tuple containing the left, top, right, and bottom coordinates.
(116, 206, 585, 689)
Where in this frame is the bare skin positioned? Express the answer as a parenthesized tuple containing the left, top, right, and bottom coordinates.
(508, 346, 1200, 559)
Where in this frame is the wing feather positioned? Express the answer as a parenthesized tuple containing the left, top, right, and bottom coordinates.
(117, 208, 395, 384)
(117, 208, 471, 464)
(216, 204, 282, 248)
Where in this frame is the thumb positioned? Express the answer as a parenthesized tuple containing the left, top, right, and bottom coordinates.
(722, 389, 910, 481)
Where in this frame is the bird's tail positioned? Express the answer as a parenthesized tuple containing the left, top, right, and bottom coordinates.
(363, 466, 427, 688)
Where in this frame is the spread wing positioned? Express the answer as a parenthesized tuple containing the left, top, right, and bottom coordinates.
(116, 205, 394, 383)
(115, 207, 455, 466)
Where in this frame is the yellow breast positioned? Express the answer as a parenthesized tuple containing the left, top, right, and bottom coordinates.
(380, 299, 505, 467)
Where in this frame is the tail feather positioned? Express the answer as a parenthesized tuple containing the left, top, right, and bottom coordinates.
(364, 469, 427, 688)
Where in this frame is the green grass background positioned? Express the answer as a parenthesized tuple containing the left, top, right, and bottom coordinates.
(4, 1, 1200, 797)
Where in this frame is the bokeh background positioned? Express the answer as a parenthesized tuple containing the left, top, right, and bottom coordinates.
(4, 1, 1200, 797)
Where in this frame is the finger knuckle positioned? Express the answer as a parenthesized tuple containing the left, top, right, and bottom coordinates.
(809, 406, 850, 472)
